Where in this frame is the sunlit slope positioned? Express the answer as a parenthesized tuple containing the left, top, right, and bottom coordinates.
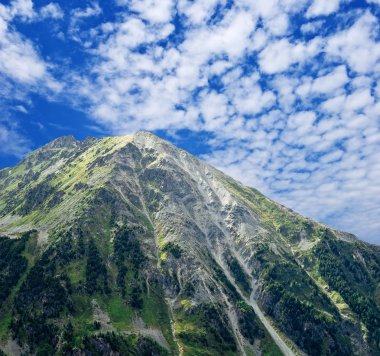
(0, 132, 379, 355)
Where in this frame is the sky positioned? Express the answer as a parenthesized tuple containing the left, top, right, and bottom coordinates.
(0, 0, 380, 244)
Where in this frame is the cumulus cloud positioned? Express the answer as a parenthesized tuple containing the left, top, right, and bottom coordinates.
(8, 0, 35, 21)
(325, 12, 380, 73)
(2, 0, 64, 22)
(258, 38, 322, 74)
(306, 0, 341, 18)
(177, 0, 221, 25)
(40, 3, 64, 20)
(118, 0, 174, 23)
(301, 20, 324, 33)
(71, 2, 102, 19)
(312, 65, 349, 93)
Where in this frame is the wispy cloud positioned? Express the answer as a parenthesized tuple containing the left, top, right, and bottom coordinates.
(0, 121, 30, 158)
(0, 0, 62, 158)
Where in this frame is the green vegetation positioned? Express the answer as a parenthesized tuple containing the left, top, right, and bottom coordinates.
(97, 294, 134, 330)
(113, 225, 145, 308)
(162, 241, 183, 258)
(0, 231, 37, 341)
(224, 178, 321, 244)
(70, 294, 95, 346)
(11, 249, 73, 354)
(261, 257, 337, 313)
(81, 332, 169, 355)
(86, 238, 109, 294)
(209, 255, 240, 301)
(260, 335, 283, 356)
(17, 180, 55, 216)
(1, 134, 379, 355)
(260, 253, 352, 355)
(175, 303, 237, 355)
(0, 231, 34, 304)
(313, 234, 380, 348)
(265, 282, 350, 355)
(142, 284, 178, 352)
(67, 260, 86, 285)
(224, 252, 252, 295)
(236, 301, 264, 344)
(0, 223, 176, 354)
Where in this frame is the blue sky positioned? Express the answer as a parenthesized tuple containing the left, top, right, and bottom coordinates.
(0, 0, 380, 243)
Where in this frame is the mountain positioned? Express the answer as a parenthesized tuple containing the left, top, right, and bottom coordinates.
(0, 131, 379, 356)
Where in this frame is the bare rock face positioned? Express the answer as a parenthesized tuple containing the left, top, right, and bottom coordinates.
(0, 131, 379, 356)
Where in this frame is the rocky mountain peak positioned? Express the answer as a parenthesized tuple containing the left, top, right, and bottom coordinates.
(45, 135, 78, 148)
(0, 133, 379, 356)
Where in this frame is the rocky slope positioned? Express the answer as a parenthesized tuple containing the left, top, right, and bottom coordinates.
(0, 132, 379, 356)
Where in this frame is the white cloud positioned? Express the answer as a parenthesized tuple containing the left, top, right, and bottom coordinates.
(325, 12, 380, 73)
(0, 0, 64, 23)
(287, 111, 316, 134)
(9, 0, 35, 21)
(321, 94, 346, 113)
(0, 4, 59, 87)
(72, 3, 102, 19)
(0, 0, 61, 161)
(265, 13, 289, 36)
(68, 2, 103, 43)
(345, 89, 374, 112)
(123, 0, 174, 23)
(181, 11, 256, 60)
(0, 27, 46, 84)
(40, 3, 64, 20)
(301, 20, 324, 33)
(0, 122, 30, 158)
(259, 38, 322, 74)
(298, 66, 350, 100)
(177, 0, 221, 25)
(200, 92, 229, 130)
(311, 65, 349, 94)
(319, 150, 344, 163)
(306, 0, 341, 18)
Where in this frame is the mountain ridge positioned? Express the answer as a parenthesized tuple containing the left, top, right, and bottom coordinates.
(0, 132, 379, 356)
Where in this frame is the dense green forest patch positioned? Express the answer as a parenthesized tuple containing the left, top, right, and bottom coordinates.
(0, 231, 36, 305)
(224, 252, 252, 296)
(313, 234, 380, 349)
(80, 332, 169, 355)
(0, 231, 37, 341)
(174, 302, 237, 355)
(258, 247, 352, 355)
(236, 300, 264, 344)
(11, 246, 73, 354)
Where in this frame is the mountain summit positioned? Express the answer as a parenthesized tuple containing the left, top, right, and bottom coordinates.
(0, 132, 379, 355)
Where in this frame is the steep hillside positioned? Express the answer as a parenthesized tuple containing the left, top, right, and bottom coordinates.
(0, 132, 379, 356)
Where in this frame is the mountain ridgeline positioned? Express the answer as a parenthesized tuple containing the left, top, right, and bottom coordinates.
(0, 132, 379, 356)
